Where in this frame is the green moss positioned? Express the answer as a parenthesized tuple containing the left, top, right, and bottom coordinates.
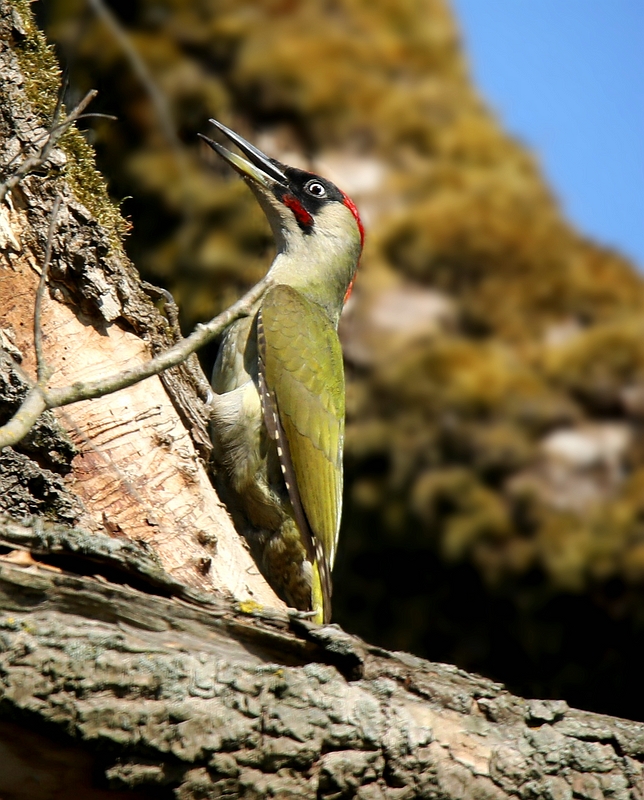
(8, 0, 60, 118)
(544, 319, 644, 412)
(8, 0, 127, 245)
(412, 467, 511, 561)
(380, 335, 556, 421)
(62, 128, 129, 240)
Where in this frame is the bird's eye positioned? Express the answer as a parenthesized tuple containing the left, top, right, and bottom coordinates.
(306, 180, 327, 198)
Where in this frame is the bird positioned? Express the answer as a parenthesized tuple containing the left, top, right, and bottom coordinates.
(199, 119, 364, 624)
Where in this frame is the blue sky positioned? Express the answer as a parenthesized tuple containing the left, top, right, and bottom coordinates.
(450, 0, 644, 269)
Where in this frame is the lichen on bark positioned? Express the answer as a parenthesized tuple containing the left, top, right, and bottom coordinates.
(7, 0, 127, 245)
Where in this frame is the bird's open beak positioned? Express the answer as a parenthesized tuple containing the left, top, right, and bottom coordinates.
(198, 119, 288, 189)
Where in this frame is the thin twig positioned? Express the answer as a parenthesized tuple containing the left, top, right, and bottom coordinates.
(86, 0, 183, 156)
(0, 388, 48, 448)
(0, 90, 98, 203)
(46, 276, 271, 407)
(0, 276, 271, 450)
(34, 195, 63, 383)
(54, 67, 71, 131)
(141, 281, 213, 401)
(74, 113, 118, 123)
(141, 281, 182, 338)
(46, 91, 100, 141)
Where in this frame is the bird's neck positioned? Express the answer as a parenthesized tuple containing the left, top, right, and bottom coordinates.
(267, 234, 360, 327)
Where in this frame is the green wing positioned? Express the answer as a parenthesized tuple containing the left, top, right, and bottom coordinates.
(257, 284, 345, 618)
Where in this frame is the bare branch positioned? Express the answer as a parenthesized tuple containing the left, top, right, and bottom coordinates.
(67, 112, 118, 123)
(0, 275, 271, 449)
(46, 275, 271, 407)
(142, 281, 213, 401)
(0, 387, 47, 448)
(34, 195, 62, 383)
(0, 90, 98, 202)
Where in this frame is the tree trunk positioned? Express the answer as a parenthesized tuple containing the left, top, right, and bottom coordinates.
(0, 0, 281, 610)
(1, 2, 643, 798)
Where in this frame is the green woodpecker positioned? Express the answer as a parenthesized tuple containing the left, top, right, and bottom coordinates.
(200, 120, 363, 624)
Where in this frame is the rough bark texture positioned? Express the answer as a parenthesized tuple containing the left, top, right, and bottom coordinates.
(0, 0, 281, 609)
(1, 2, 644, 798)
(2, 517, 644, 800)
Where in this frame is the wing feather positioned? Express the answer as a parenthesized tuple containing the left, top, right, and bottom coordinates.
(258, 284, 344, 615)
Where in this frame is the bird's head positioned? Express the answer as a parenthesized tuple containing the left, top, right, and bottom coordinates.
(199, 119, 364, 315)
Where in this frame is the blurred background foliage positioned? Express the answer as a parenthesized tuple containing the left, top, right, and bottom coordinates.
(39, 0, 644, 720)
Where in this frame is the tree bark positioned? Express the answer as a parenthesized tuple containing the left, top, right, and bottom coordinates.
(1, 2, 643, 798)
(1, 517, 643, 800)
(0, 0, 281, 609)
